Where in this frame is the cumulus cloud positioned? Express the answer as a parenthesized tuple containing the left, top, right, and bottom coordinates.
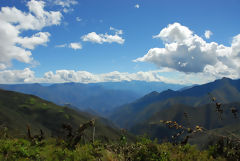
(0, 1, 62, 31)
(0, 68, 184, 84)
(16, 32, 50, 50)
(0, 0, 62, 69)
(134, 22, 240, 79)
(0, 68, 36, 83)
(81, 27, 125, 44)
(204, 30, 213, 39)
(0, 67, 226, 85)
(69, 43, 82, 50)
(135, 4, 140, 8)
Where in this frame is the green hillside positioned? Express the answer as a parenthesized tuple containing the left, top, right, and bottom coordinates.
(131, 103, 240, 141)
(0, 83, 140, 116)
(0, 89, 126, 141)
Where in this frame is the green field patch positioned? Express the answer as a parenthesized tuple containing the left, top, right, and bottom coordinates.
(19, 104, 31, 109)
(28, 97, 37, 105)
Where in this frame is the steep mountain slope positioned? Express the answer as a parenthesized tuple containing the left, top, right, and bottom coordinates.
(0, 89, 126, 140)
(188, 122, 240, 149)
(110, 78, 240, 128)
(0, 83, 140, 116)
(131, 103, 240, 140)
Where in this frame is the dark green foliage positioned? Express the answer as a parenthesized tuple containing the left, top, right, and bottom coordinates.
(208, 137, 240, 161)
(0, 135, 225, 161)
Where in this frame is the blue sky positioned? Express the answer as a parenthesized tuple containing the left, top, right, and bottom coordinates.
(0, 0, 240, 84)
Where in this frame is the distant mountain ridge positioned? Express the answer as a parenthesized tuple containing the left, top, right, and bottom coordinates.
(0, 82, 140, 116)
(97, 81, 185, 96)
(0, 81, 185, 116)
(109, 77, 240, 129)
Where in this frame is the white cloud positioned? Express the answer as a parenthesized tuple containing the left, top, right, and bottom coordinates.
(69, 43, 82, 50)
(0, 68, 182, 84)
(204, 30, 213, 39)
(55, 42, 82, 50)
(54, 0, 78, 13)
(63, 8, 73, 13)
(0, 64, 7, 70)
(16, 32, 50, 50)
(0, 1, 62, 31)
(134, 22, 240, 80)
(0, 68, 35, 83)
(110, 26, 123, 35)
(135, 4, 140, 8)
(81, 27, 125, 44)
(0, 0, 62, 69)
(76, 17, 82, 22)
(54, 0, 78, 8)
(0, 67, 227, 85)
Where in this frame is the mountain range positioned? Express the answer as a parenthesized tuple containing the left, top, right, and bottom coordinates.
(97, 81, 184, 96)
(0, 81, 184, 116)
(109, 77, 240, 141)
(0, 83, 138, 116)
(1, 78, 240, 145)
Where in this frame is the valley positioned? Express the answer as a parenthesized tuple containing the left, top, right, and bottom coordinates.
(0, 78, 240, 160)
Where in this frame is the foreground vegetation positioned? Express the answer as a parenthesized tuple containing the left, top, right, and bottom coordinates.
(0, 135, 229, 161)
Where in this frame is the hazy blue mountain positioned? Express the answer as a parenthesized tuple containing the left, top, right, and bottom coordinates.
(109, 77, 240, 128)
(0, 82, 140, 116)
(0, 81, 185, 116)
(97, 81, 185, 96)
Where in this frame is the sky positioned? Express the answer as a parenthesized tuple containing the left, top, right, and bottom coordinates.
(0, 0, 240, 85)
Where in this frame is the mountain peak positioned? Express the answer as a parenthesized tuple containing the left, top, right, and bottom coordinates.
(151, 91, 159, 94)
(146, 91, 159, 96)
(221, 77, 231, 80)
(161, 89, 175, 94)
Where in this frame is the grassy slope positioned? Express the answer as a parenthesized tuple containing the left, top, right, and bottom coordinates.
(0, 89, 125, 141)
(130, 102, 240, 143)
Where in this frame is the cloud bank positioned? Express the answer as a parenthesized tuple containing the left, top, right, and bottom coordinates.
(0, 67, 218, 85)
(134, 23, 240, 80)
